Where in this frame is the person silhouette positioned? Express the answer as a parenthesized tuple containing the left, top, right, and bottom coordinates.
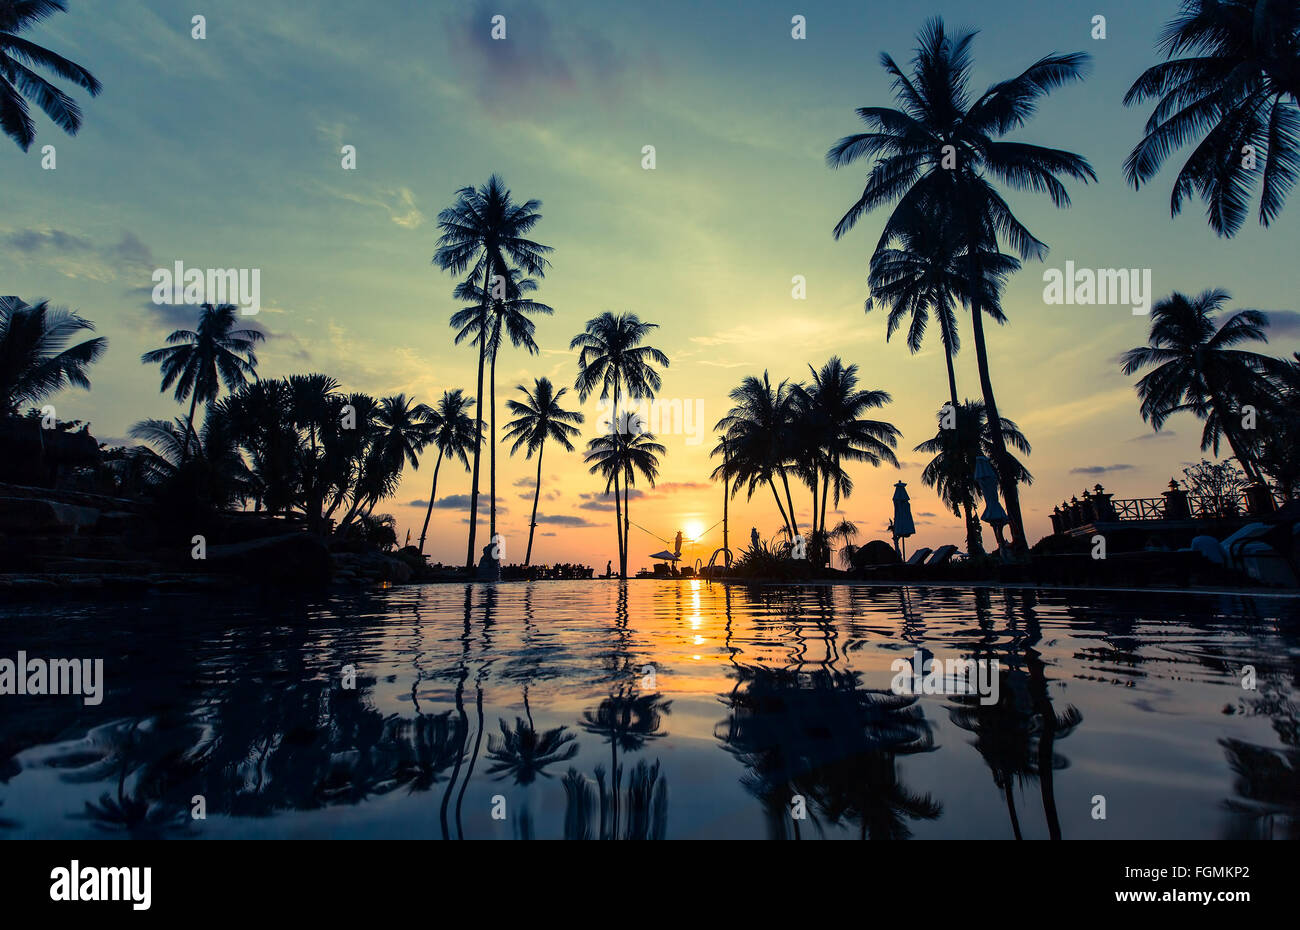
(605, 560, 612, 578)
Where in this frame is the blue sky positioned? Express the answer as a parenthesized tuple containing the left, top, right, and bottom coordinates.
(4, 0, 1298, 566)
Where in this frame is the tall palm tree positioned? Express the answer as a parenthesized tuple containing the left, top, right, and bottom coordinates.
(1123, 0, 1300, 237)
(571, 312, 669, 578)
(1120, 289, 1283, 481)
(828, 17, 1095, 553)
(914, 400, 1032, 557)
(452, 271, 552, 547)
(0, 0, 102, 151)
(336, 393, 432, 531)
(0, 296, 105, 415)
(503, 377, 584, 566)
(868, 215, 1021, 408)
(417, 389, 479, 556)
(434, 175, 551, 571)
(584, 429, 665, 578)
(711, 372, 801, 539)
(140, 303, 263, 461)
(794, 357, 901, 540)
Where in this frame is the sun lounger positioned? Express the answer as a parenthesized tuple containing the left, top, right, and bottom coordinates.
(926, 545, 958, 567)
(904, 547, 932, 566)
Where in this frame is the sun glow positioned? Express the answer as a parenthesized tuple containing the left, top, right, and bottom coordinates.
(684, 521, 705, 542)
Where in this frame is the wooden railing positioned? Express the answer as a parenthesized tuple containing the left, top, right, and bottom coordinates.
(1052, 483, 1286, 534)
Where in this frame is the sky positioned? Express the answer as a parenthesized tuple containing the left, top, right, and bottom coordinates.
(4, 0, 1298, 570)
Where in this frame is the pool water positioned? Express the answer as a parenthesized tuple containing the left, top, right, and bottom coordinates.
(1, 582, 1296, 839)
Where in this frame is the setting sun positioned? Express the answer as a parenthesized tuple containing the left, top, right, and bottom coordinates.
(684, 520, 705, 543)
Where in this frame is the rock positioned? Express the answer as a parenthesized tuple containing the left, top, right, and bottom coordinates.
(0, 497, 100, 532)
(207, 533, 332, 586)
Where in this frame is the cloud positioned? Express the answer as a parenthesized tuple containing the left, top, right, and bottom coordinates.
(4, 227, 155, 282)
(5, 228, 93, 253)
(435, 494, 507, 512)
(647, 481, 710, 495)
(1263, 310, 1300, 337)
(408, 499, 430, 508)
(442, 1, 627, 118)
(536, 514, 598, 527)
(578, 490, 645, 510)
(325, 185, 426, 229)
(1069, 464, 1136, 475)
(1130, 431, 1176, 442)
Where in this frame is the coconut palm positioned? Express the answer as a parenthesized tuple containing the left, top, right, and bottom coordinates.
(0, 0, 102, 151)
(503, 377, 584, 566)
(127, 412, 251, 510)
(711, 372, 801, 540)
(0, 296, 106, 415)
(571, 312, 669, 577)
(579, 688, 672, 839)
(583, 429, 666, 579)
(828, 17, 1095, 553)
(140, 303, 263, 461)
(335, 393, 431, 531)
(434, 175, 551, 570)
(868, 211, 1022, 409)
(914, 400, 1032, 557)
(1120, 289, 1283, 481)
(452, 270, 552, 545)
(485, 715, 579, 786)
(1123, 0, 1300, 237)
(417, 389, 479, 556)
(794, 357, 901, 540)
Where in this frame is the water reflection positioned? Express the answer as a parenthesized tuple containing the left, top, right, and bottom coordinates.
(0, 582, 1296, 839)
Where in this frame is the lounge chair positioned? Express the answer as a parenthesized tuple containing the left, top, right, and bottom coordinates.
(904, 547, 932, 566)
(926, 545, 958, 567)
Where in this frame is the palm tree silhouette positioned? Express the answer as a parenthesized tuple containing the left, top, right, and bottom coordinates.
(579, 688, 671, 838)
(434, 175, 551, 570)
(417, 389, 479, 555)
(792, 357, 900, 543)
(140, 303, 263, 462)
(584, 430, 665, 578)
(869, 218, 1021, 409)
(1121, 289, 1284, 482)
(451, 270, 552, 548)
(503, 377, 584, 565)
(711, 372, 802, 539)
(336, 393, 432, 530)
(0, 296, 106, 415)
(914, 400, 1031, 557)
(828, 17, 1095, 553)
(571, 312, 669, 577)
(1124, 0, 1300, 236)
(485, 713, 579, 786)
(0, 0, 101, 151)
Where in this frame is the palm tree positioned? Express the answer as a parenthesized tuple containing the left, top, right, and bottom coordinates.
(336, 393, 432, 531)
(0, 296, 106, 415)
(828, 17, 1095, 553)
(794, 357, 901, 541)
(1120, 289, 1283, 482)
(503, 377, 583, 566)
(584, 429, 666, 578)
(711, 372, 801, 539)
(1123, 0, 1300, 237)
(433, 175, 551, 571)
(0, 0, 102, 151)
(452, 270, 552, 547)
(869, 215, 1021, 409)
(417, 389, 479, 556)
(485, 716, 579, 786)
(127, 413, 251, 510)
(140, 303, 263, 461)
(571, 312, 669, 578)
(914, 400, 1032, 557)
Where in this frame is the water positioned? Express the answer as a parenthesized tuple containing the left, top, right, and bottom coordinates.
(1, 582, 1296, 840)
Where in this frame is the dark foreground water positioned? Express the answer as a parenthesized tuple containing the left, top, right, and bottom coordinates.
(1, 582, 1297, 840)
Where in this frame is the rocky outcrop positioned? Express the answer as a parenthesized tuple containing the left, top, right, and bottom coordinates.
(206, 533, 333, 586)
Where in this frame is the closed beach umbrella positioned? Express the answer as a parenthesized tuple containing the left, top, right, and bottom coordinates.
(892, 482, 915, 558)
(975, 455, 1008, 525)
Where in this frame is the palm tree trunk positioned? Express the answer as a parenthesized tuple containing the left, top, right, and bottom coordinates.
(779, 468, 799, 537)
(967, 251, 1028, 554)
(418, 448, 445, 555)
(963, 498, 984, 556)
(181, 390, 200, 463)
(622, 475, 631, 577)
(1211, 396, 1262, 482)
(768, 479, 793, 538)
(525, 442, 544, 566)
(944, 346, 960, 413)
(465, 263, 492, 571)
(489, 346, 498, 542)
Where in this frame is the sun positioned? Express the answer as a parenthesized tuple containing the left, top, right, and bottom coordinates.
(684, 520, 705, 543)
